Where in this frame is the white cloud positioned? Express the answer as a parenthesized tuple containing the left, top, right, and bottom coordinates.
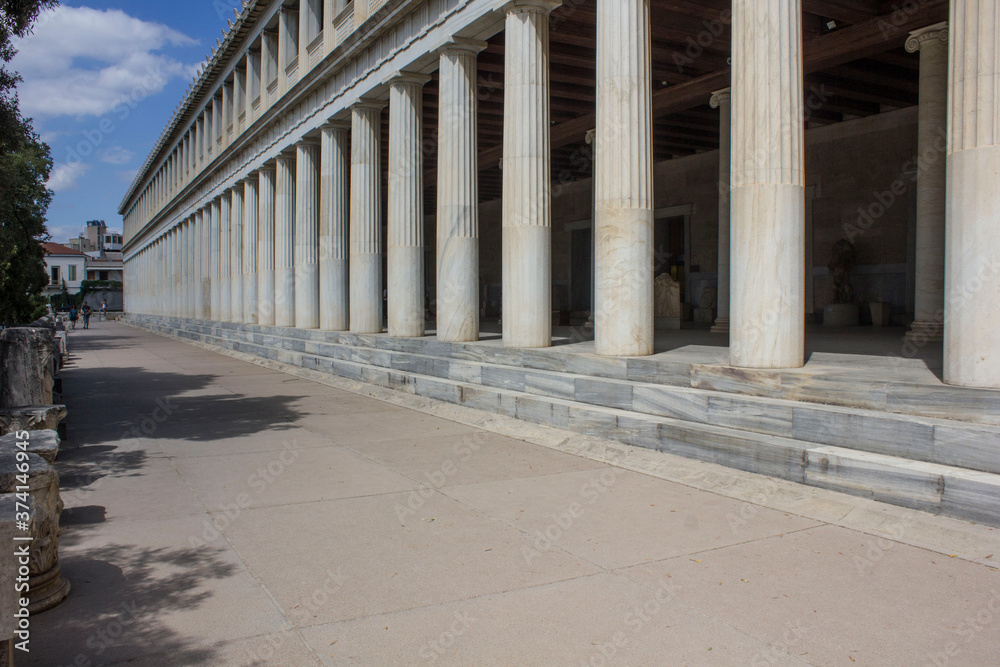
(11, 6, 198, 118)
(47, 162, 91, 191)
(98, 145, 133, 165)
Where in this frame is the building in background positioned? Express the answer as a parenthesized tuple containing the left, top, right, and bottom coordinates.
(66, 220, 124, 254)
(41, 242, 87, 297)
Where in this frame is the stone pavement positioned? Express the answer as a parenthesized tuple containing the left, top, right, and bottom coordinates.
(29, 321, 1000, 666)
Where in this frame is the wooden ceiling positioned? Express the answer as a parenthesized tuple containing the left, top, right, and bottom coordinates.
(378, 0, 948, 211)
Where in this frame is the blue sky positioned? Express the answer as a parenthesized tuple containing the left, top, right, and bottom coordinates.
(11, 0, 245, 244)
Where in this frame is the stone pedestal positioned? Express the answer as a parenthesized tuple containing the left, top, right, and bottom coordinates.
(0, 453, 70, 613)
(594, 0, 654, 357)
(0, 328, 54, 408)
(0, 430, 59, 463)
(730, 0, 805, 369)
(387, 74, 430, 338)
(502, 1, 559, 349)
(295, 141, 321, 329)
(320, 124, 350, 331)
(944, 6, 1000, 388)
(0, 494, 25, 655)
(350, 101, 387, 334)
(436, 40, 486, 343)
(275, 154, 297, 328)
(905, 22, 948, 344)
(258, 166, 277, 326)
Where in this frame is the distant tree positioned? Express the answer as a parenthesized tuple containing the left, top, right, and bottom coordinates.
(0, 0, 58, 325)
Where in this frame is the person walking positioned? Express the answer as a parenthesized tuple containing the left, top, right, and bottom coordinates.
(68, 306, 78, 329)
(100, 299, 107, 321)
(82, 303, 92, 329)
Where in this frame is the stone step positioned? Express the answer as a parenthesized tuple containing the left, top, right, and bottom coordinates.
(131, 315, 1000, 528)
(159, 317, 1000, 477)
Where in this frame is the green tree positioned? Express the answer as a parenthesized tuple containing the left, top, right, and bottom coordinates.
(0, 0, 58, 325)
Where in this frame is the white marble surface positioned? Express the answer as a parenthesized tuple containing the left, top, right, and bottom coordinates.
(200, 208, 211, 319)
(502, 3, 556, 349)
(243, 178, 259, 324)
(320, 123, 350, 331)
(258, 166, 277, 326)
(436, 40, 485, 343)
(350, 102, 385, 334)
(711, 88, 731, 335)
(230, 186, 245, 324)
(219, 192, 232, 323)
(210, 199, 221, 321)
(388, 75, 429, 338)
(275, 154, 296, 327)
(730, 0, 805, 369)
(594, 0, 654, 357)
(907, 22, 949, 344)
(295, 141, 321, 329)
(945, 5, 1000, 388)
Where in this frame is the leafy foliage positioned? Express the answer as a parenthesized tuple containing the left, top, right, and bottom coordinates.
(0, 0, 57, 326)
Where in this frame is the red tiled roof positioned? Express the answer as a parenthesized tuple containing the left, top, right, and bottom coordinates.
(42, 242, 87, 256)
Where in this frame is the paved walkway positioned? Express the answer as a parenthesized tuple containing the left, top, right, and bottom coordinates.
(32, 321, 1000, 666)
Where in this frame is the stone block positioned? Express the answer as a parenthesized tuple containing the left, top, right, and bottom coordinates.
(0, 328, 55, 408)
(0, 406, 67, 437)
(0, 494, 29, 643)
(632, 386, 709, 423)
(575, 378, 633, 410)
(0, 430, 60, 463)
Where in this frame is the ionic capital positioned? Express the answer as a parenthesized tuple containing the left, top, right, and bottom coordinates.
(906, 21, 948, 53)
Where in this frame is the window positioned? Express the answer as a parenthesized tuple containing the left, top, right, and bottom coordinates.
(68, 265, 77, 281)
(50, 266, 60, 285)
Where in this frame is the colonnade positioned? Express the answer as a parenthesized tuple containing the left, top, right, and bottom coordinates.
(126, 0, 999, 389)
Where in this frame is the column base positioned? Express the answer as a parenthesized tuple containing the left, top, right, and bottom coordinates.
(710, 317, 729, 334)
(905, 320, 944, 344)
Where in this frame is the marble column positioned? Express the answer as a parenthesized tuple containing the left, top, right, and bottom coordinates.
(905, 22, 949, 344)
(350, 100, 386, 334)
(201, 208, 211, 319)
(320, 123, 350, 331)
(594, 0, 653, 357)
(502, 1, 558, 349)
(275, 153, 296, 327)
(436, 40, 486, 343)
(211, 198, 221, 320)
(186, 218, 195, 317)
(169, 228, 177, 317)
(295, 140, 321, 329)
(387, 73, 431, 338)
(730, 0, 805, 369)
(231, 184, 245, 324)
(244, 177, 259, 324)
(258, 165, 277, 326)
(711, 88, 732, 334)
(194, 212, 204, 319)
(220, 190, 232, 323)
(944, 3, 1000, 389)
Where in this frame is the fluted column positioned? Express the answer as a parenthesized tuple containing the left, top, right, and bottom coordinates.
(194, 212, 204, 319)
(186, 218, 195, 317)
(503, 1, 558, 349)
(320, 123, 350, 331)
(594, 0, 653, 357)
(295, 140, 321, 329)
(201, 208, 211, 319)
(388, 74, 431, 338)
(350, 100, 387, 334)
(944, 3, 1000, 388)
(169, 228, 177, 317)
(730, 0, 805, 369)
(437, 40, 486, 343)
(258, 165, 277, 326)
(244, 177, 259, 324)
(220, 190, 232, 323)
(211, 198, 221, 320)
(275, 153, 296, 327)
(231, 185, 245, 324)
(905, 22, 949, 344)
(711, 88, 732, 334)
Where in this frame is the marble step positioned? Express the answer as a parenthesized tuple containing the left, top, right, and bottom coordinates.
(157, 317, 1000, 477)
(175, 317, 1000, 426)
(150, 318, 1000, 529)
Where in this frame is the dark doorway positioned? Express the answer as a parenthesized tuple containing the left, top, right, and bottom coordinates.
(655, 215, 686, 300)
(571, 227, 592, 312)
